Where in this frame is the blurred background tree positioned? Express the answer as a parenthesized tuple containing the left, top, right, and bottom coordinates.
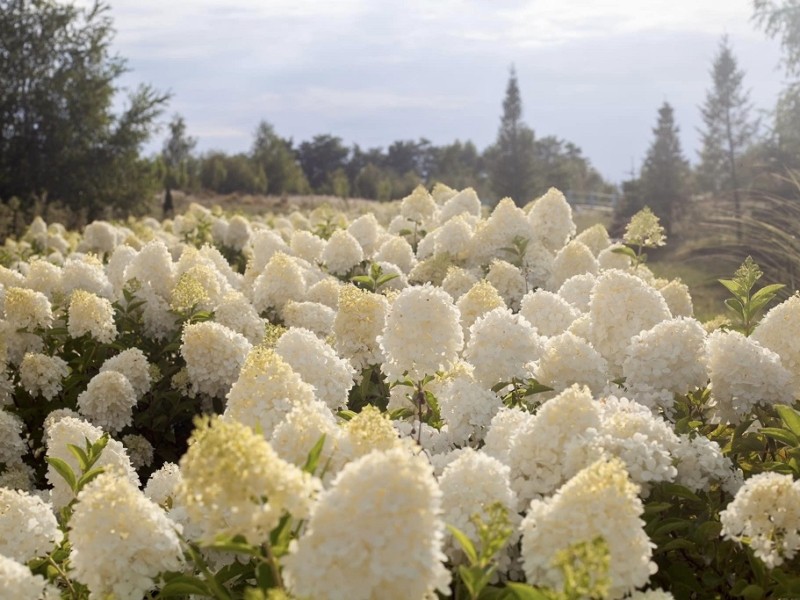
(0, 0, 167, 220)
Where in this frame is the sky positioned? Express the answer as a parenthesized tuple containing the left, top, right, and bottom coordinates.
(87, 0, 787, 185)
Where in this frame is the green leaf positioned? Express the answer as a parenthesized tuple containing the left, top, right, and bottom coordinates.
(750, 283, 785, 304)
(204, 538, 261, 557)
(760, 427, 799, 447)
(610, 245, 638, 259)
(724, 297, 745, 318)
(76, 467, 105, 491)
(446, 524, 478, 565)
(660, 482, 702, 503)
(739, 584, 766, 600)
(45, 457, 78, 492)
(776, 405, 800, 438)
(66, 444, 90, 472)
(302, 434, 326, 475)
(336, 409, 357, 421)
(719, 278, 745, 297)
(656, 538, 696, 553)
(158, 576, 211, 597)
(504, 582, 552, 600)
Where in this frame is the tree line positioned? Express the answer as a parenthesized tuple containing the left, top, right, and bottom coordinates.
(2, 0, 800, 231)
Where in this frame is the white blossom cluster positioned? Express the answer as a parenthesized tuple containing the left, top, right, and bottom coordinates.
(3, 186, 800, 598)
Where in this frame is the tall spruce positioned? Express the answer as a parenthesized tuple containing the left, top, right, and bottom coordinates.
(697, 36, 757, 239)
(640, 102, 689, 235)
(486, 67, 537, 206)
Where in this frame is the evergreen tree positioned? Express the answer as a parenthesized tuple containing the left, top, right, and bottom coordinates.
(161, 114, 196, 214)
(640, 102, 690, 235)
(485, 67, 537, 205)
(697, 36, 757, 238)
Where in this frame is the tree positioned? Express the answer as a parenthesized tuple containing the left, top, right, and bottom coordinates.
(639, 102, 690, 235)
(485, 67, 537, 205)
(297, 134, 349, 192)
(0, 0, 168, 218)
(161, 114, 196, 214)
(697, 36, 758, 238)
(251, 121, 309, 195)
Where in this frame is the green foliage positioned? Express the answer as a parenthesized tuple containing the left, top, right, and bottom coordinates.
(251, 121, 310, 195)
(719, 256, 784, 335)
(486, 66, 537, 206)
(350, 262, 399, 293)
(0, 0, 167, 217)
(613, 206, 667, 269)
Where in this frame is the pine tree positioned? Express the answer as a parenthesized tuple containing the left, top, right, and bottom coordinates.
(697, 36, 757, 238)
(485, 67, 537, 206)
(640, 102, 690, 236)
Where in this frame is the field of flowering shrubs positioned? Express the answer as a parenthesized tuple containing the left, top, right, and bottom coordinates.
(2, 184, 800, 600)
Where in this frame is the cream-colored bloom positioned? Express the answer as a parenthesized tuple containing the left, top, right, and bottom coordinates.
(68, 289, 117, 343)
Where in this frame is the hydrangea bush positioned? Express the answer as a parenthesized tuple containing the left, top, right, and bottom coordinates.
(1, 187, 800, 599)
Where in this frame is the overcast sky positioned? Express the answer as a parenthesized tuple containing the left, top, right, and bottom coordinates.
(92, 0, 787, 185)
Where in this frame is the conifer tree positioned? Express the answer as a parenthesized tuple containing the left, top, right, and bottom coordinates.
(485, 67, 537, 206)
(697, 36, 757, 239)
(640, 102, 689, 235)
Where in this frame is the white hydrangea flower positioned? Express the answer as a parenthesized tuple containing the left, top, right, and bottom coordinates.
(433, 214, 475, 260)
(528, 187, 576, 252)
(252, 252, 307, 316)
(77, 370, 137, 434)
(45, 416, 137, 509)
(658, 278, 694, 318)
(124, 240, 176, 299)
(347, 212, 382, 257)
(282, 300, 335, 338)
(589, 269, 672, 377)
(3, 286, 53, 330)
(464, 307, 542, 388)
(486, 259, 527, 310)
(456, 280, 506, 341)
(271, 399, 342, 478)
(224, 346, 315, 438)
(439, 448, 519, 565)
(144, 462, 182, 508)
(130, 281, 176, 341)
(431, 182, 459, 205)
(283, 447, 451, 600)
(100, 347, 151, 398)
(520, 457, 656, 599)
(441, 266, 478, 301)
(290, 229, 327, 264)
(504, 385, 602, 507)
(557, 272, 596, 312)
(401, 185, 439, 224)
(223, 214, 252, 250)
(275, 327, 354, 411)
(0, 488, 63, 563)
(706, 329, 793, 424)
(469, 199, 535, 266)
(181, 321, 252, 399)
(0, 554, 59, 600)
(61, 255, 113, 299)
(24, 259, 63, 300)
(575, 395, 680, 492)
(19, 353, 69, 400)
(247, 229, 291, 273)
(519, 289, 580, 337)
(721, 471, 800, 568)
(306, 277, 341, 309)
(672, 433, 739, 493)
(80, 221, 121, 255)
(322, 229, 364, 276)
(374, 236, 417, 274)
(574, 223, 611, 256)
(379, 284, 463, 382)
(534, 331, 609, 395)
(213, 290, 265, 345)
(439, 187, 482, 223)
(626, 591, 676, 600)
(438, 373, 503, 447)
(622, 317, 707, 414)
(547, 240, 599, 292)
(0, 409, 27, 466)
(70, 472, 184, 599)
(121, 434, 154, 470)
(176, 416, 321, 544)
(333, 285, 388, 371)
(0, 462, 35, 492)
(752, 293, 800, 397)
(68, 289, 117, 343)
